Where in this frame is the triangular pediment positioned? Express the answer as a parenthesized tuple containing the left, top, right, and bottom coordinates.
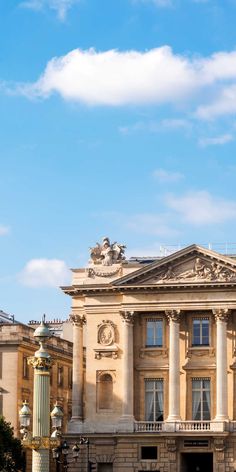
(113, 245, 236, 286)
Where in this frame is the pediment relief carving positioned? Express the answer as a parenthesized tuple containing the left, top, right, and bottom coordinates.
(139, 257, 236, 285)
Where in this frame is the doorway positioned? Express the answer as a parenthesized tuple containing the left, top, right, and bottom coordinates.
(181, 452, 213, 472)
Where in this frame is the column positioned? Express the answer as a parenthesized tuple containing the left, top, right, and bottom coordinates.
(69, 313, 86, 424)
(166, 310, 181, 421)
(213, 309, 229, 421)
(28, 319, 53, 472)
(119, 311, 135, 429)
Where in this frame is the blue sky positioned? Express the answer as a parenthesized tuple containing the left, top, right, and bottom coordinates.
(1, 0, 236, 323)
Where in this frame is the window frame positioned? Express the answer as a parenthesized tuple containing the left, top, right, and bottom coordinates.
(146, 318, 163, 348)
(192, 377, 211, 421)
(192, 317, 210, 347)
(145, 378, 164, 422)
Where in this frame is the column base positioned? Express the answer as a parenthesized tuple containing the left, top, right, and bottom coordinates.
(214, 415, 229, 421)
(166, 415, 181, 422)
(67, 417, 84, 433)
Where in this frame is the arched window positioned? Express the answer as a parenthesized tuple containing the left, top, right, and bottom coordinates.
(97, 373, 113, 410)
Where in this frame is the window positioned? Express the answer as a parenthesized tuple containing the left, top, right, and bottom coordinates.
(145, 379, 163, 421)
(0, 352, 2, 379)
(57, 366, 64, 387)
(141, 446, 158, 460)
(23, 355, 29, 379)
(68, 367, 73, 389)
(97, 373, 113, 410)
(192, 318, 209, 346)
(146, 319, 163, 347)
(192, 378, 210, 420)
(0, 394, 2, 415)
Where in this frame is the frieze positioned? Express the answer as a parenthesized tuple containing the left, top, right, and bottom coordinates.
(87, 266, 122, 278)
(151, 258, 236, 284)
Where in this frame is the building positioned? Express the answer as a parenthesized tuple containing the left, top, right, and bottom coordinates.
(62, 239, 236, 472)
(0, 321, 73, 434)
(28, 318, 73, 342)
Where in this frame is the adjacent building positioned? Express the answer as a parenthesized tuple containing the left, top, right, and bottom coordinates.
(0, 321, 73, 434)
(62, 239, 236, 472)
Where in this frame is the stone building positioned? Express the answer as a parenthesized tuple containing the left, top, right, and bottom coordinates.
(62, 239, 236, 472)
(0, 321, 73, 434)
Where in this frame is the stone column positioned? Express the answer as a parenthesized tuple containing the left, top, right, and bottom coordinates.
(69, 313, 85, 428)
(166, 310, 181, 421)
(119, 311, 135, 430)
(213, 309, 229, 421)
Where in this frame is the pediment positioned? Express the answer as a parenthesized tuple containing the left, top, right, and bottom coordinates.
(114, 245, 236, 286)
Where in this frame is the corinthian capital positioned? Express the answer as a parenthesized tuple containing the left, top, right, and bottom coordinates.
(120, 311, 135, 325)
(213, 308, 231, 322)
(165, 310, 181, 323)
(69, 313, 86, 327)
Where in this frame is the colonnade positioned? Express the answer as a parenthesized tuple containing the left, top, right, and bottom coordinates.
(70, 308, 230, 424)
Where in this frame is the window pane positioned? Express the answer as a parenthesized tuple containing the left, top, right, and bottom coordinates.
(146, 320, 163, 347)
(145, 379, 163, 421)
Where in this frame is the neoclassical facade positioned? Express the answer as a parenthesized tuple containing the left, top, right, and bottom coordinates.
(62, 241, 236, 472)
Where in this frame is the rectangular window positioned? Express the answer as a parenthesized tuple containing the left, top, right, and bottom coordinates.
(141, 446, 158, 460)
(23, 355, 29, 379)
(68, 367, 72, 389)
(0, 394, 2, 415)
(192, 378, 210, 420)
(57, 366, 64, 387)
(192, 318, 209, 346)
(146, 319, 163, 347)
(145, 379, 163, 421)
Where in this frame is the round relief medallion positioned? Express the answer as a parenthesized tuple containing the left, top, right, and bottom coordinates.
(98, 323, 115, 346)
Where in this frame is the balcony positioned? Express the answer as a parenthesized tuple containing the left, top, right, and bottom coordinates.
(134, 420, 228, 433)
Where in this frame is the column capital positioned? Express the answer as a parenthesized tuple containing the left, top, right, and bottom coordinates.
(69, 313, 86, 326)
(165, 309, 181, 323)
(213, 308, 231, 322)
(120, 311, 135, 325)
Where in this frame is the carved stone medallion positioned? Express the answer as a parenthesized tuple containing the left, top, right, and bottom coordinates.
(98, 320, 115, 346)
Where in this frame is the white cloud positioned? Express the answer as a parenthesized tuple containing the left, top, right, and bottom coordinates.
(16, 47, 236, 115)
(153, 168, 184, 182)
(0, 225, 10, 236)
(196, 84, 236, 119)
(20, 0, 80, 20)
(166, 191, 236, 225)
(198, 133, 234, 147)
(19, 258, 70, 287)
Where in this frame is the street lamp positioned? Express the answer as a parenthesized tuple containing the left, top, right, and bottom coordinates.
(52, 440, 80, 471)
(19, 316, 60, 472)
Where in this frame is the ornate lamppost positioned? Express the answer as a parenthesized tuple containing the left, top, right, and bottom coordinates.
(19, 317, 61, 472)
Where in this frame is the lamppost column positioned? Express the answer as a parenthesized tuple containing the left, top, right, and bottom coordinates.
(166, 310, 181, 421)
(214, 309, 229, 421)
(28, 319, 53, 472)
(70, 313, 86, 422)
